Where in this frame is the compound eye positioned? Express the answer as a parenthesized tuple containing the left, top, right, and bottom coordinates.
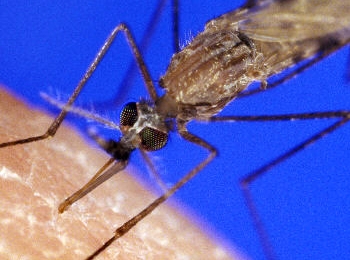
(139, 127, 168, 151)
(120, 102, 138, 126)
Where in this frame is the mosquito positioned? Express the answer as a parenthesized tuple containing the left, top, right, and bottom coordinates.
(1, 0, 349, 259)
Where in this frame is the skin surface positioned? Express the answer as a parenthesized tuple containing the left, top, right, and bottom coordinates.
(0, 87, 243, 260)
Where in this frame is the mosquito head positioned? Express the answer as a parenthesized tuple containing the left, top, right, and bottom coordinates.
(88, 100, 169, 161)
(120, 101, 169, 151)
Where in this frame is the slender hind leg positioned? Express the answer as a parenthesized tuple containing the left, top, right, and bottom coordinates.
(209, 112, 350, 259)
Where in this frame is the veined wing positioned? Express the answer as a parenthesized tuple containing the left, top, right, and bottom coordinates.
(220, 0, 350, 76)
(235, 0, 350, 42)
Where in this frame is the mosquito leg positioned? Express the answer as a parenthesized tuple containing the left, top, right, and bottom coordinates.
(100, 0, 174, 108)
(85, 120, 217, 259)
(0, 23, 155, 148)
(238, 117, 350, 260)
(172, 0, 180, 52)
(140, 149, 168, 192)
(208, 110, 350, 123)
(208, 110, 350, 259)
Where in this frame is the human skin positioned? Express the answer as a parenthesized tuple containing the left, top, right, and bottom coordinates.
(0, 87, 242, 260)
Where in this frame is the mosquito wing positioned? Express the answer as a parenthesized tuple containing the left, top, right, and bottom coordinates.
(222, 0, 350, 74)
(237, 0, 350, 43)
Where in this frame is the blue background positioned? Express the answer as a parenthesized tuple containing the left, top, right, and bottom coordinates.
(1, 1, 350, 259)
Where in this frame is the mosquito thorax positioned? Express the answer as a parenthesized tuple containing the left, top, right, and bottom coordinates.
(155, 94, 180, 118)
